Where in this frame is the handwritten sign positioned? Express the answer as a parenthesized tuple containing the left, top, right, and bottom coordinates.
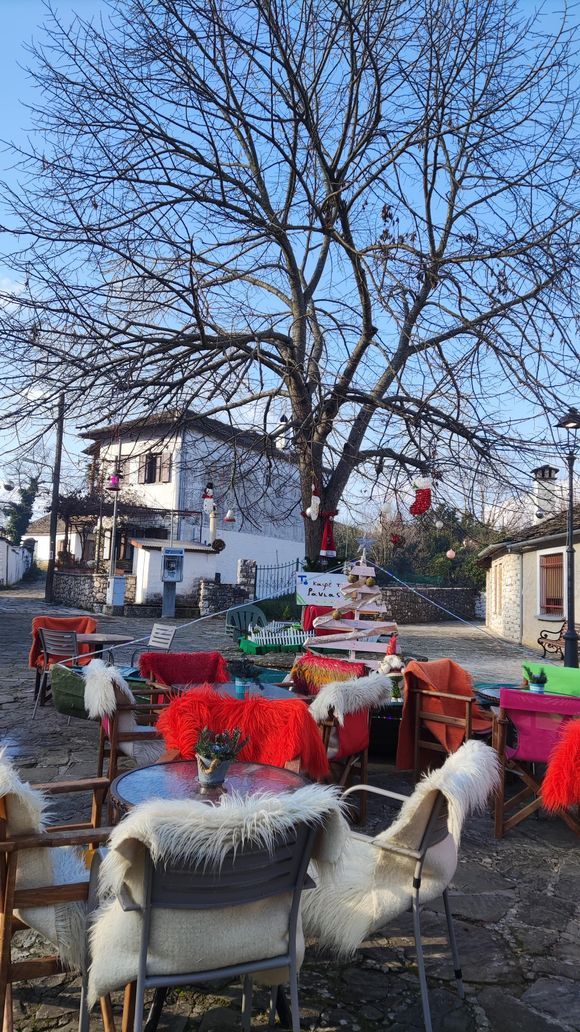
(296, 572, 348, 607)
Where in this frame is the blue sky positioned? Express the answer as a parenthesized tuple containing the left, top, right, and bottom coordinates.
(0, 0, 576, 507)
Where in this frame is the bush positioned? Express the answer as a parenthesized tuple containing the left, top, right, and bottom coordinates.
(258, 594, 301, 621)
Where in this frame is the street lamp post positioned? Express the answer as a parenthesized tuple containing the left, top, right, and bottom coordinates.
(556, 407, 580, 668)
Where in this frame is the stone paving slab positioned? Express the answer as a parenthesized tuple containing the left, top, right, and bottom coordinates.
(0, 581, 578, 1031)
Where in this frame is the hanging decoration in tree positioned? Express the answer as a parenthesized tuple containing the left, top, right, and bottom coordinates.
(202, 482, 215, 515)
(305, 478, 321, 521)
(319, 512, 337, 558)
(434, 519, 444, 530)
(409, 476, 432, 517)
(446, 549, 456, 560)
(390, 532, 403, 547)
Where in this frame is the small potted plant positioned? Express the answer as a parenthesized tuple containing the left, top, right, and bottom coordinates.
(523, 665, 548, 694)
(195, 726, 249, 786)
(228, 657, 261, 697)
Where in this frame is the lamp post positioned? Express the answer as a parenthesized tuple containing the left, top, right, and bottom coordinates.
(556, 407, 580, 667)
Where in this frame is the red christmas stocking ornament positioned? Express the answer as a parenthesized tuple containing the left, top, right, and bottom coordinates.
(409, 477, 432, 517)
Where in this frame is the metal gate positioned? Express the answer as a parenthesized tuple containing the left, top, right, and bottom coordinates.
(255, 558, 300, 600)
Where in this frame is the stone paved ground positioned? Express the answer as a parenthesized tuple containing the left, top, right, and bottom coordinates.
(1, 580, 578, 1032)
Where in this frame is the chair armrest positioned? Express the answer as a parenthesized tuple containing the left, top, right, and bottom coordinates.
(415, 689, 475, 703)
(36, 777, 109, 796)
(370, 839, 423, 861)
(342, 784, 409, 803)
(1, 827, 111, 852)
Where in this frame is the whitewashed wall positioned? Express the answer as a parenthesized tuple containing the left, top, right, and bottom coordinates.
(132, 545, 217, 603)
(0, 541, 30, 586)
(26, 531, 83, 564)
(216, 529, 303, 584)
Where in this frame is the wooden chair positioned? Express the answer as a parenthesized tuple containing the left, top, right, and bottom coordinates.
(130, 623, 177, 666)
(493, 688, 580, 837)
(397, 659, 491, 778)
(0, 757, 111, 1032)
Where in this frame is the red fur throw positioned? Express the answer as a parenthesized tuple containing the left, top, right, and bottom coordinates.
(139, 651, 229, 686)
(157, 686, 330, 779)
(542, 720, 580, 811)
(290, 652, 366, 696)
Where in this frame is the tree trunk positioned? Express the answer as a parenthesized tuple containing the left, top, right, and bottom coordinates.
(303, 516, 324, 568)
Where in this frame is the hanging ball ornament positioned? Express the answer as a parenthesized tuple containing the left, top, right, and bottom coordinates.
(348, 573, 359, 584)
(435, 520, 444, 530)
(446, 549, 456, 560)
(365, 576, 376, 587)
(332, 609, 341, 619)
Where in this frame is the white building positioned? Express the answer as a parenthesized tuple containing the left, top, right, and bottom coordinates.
(0, 536, 32, 586)
(78, 411, 304, 602)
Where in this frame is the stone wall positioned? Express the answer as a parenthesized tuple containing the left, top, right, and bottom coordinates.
(197, 579, 249, 616)
(53, 571, 136, 611)
(379, 585, 477, 624)
(485, 553, 522, 643)
(236, 558, 257, 599)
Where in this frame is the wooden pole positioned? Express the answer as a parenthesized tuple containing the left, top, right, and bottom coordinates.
(44, 392, 65, 604)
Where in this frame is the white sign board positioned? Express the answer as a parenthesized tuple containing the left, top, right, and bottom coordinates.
(296, 571, 348, 607)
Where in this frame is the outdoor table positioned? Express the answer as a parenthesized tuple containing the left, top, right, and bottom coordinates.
(110, 758, 306, 813)
(76, 631, 134, 658)
(169, 680, 307, 702)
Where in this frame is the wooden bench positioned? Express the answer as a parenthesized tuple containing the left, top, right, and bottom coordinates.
(537, 621, 580, 659)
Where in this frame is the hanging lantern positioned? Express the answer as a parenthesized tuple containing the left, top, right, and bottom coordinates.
(224, 508, 236, 523)
(435, 519, 444, 530)
(446, 549, 456, 560)
(3, 481, 14, 492)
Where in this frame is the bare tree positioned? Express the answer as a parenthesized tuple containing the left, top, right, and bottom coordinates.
(0, 0, 578, 559)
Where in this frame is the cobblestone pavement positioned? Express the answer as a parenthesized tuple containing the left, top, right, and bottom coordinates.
(1, 580, 578, 1032)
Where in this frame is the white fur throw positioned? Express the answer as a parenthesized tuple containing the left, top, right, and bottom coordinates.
(308, 672, 393, 724)
(83, 660, 163, 765)
(302, 740, 499, 955)
(88, 785, 347, 1005)
(0, 750, 88, 969)
(83, 659, 135, 718)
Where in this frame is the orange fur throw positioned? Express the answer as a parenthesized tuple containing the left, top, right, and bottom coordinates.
(290, 652, 366, 696)
(542, 720, 580, 811)
(157, 686, 330, 779)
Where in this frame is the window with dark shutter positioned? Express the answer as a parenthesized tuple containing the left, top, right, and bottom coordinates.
(539, 553, 563, 615)
(160, 451, 172, 483)
(138, 455, 147, 484)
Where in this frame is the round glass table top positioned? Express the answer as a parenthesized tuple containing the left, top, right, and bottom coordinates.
(110, 760, 306, 811)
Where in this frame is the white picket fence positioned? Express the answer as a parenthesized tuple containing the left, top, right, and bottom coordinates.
(247, 623, 308, 648)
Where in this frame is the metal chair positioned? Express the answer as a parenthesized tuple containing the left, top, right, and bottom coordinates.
(80, 821, 317, 1032)
(225, 604, 267, 642)
(343, 786, 463, 1032)
(34, 629, 79, 716)
(130, 623, 176, 665)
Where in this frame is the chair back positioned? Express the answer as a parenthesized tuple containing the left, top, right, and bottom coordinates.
(29, 615, 96, 669)
(139, 650, 229, 686)
(147, 821, 315, 911)
(225, 604, 267, 640)
(39, 629, 78, 666)
(290, 653, 367, 696)
(500, 688, 580, 762)
(147, 623, 176, 652)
